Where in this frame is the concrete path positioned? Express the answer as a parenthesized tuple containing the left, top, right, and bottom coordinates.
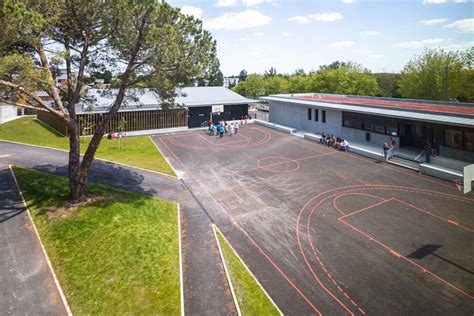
(0, 167, 67, 315)
(0, 141, 236, 316)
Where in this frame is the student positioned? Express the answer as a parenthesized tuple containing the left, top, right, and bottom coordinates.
(383, 142, 389, 161)
(235, 122, 239, 134)
(424, 140, 432, 163)
(230, 124, 235, 135)
(208, 119, 213, 131)
(341, 139, 349, 151)
(219, 125, 224, 138)
(210, 124, 215, 136)
(107, 130, 113, 140)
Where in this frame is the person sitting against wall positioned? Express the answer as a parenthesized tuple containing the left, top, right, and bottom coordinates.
(320, 133, 326, 144)
(341, 139, 349, 151)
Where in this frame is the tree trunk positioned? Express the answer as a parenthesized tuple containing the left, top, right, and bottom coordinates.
(68, 120, 87, 202)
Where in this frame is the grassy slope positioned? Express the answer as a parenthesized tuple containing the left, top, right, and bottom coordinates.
(216, 229, 280, 316)
(0, 117, 175, 176)
(13, 167, 180, 315)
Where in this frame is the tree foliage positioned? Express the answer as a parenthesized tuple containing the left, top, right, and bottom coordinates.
(0, 0, 218, 201)
(398, 48, 473, 102)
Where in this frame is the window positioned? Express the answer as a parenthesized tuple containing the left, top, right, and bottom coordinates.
(322, 110, 326, 123)
(465, 131, 474, 151)
(307, 108, 312, 120)
(314, 109, 319, 122)
(445, 129, 463, 149)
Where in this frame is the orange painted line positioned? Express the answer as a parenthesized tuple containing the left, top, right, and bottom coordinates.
(339, 198, 394, 220)
(333, 192, 387, 216)
(158, 136, 324, 315)
(392, 198, 474, 233)
(339, 217, 474, 299)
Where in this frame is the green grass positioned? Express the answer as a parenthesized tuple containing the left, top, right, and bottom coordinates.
(0, 117, 176, 176)
(13, 167, 181, 315)
(215, 228, 280, 316)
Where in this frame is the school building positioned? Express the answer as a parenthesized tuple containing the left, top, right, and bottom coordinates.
(261, 93, 474, 164)
(37, 87, 255, 135)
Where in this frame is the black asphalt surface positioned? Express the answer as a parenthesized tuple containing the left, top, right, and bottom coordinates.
(152, 124, 474, 316)
(0, 141, 236, 316)
(0, 167, 67, 315)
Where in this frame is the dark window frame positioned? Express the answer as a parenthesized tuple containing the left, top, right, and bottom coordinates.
(322, 110, 326, 123)
(314, 109, 319, 122)
(307, 108, 312, 120)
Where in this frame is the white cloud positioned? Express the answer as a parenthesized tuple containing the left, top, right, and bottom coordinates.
(248, 48, 265, 57)
(310, 12, 344, 22)
(423, 0, 473, 3)
(181, 5, 203, 19)
(253, 32, 265, 36)
(422, 38, 446, 44)
(392, 38, 446, 48)
(204, 10, 271, 30)
(342, 0, 355, 3)
(419, 18, 449, 25)
(281, 32, 292, 37)
(216, 0, 237, 7)
(331, 41, 355, 48)
(243, 0, 275, 7)
(441, 41, 474, 50)
(368, 54, 384, 59)
(289, 12, 343, 24)
(443, 18, 474, 33)
(360, 31, 381, 36)
(289, 16, 311, 24)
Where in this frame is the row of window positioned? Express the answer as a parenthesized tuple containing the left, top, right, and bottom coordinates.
(307, 108, 326, 123)
(342, 112, 398, 136)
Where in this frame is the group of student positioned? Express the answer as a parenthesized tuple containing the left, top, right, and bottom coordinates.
(320, 133, 349, 151)
(209, 119, 239, 138)
(106, 130, 126, 139)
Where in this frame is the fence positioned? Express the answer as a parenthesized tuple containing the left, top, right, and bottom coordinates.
(37, 109, 188, 136)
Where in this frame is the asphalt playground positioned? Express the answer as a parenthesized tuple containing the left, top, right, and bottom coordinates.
(153, 123, 474, 315)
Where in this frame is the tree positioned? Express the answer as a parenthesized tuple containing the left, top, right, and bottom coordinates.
(264, 67, 277, 78)
(232, 74, 264, 98)
(239, 69, 248, 81)
(398, 48, 472, 101)
(307, 62, 378, 96)
(0, 0, 217, 202)
(374, 73, 401, 98)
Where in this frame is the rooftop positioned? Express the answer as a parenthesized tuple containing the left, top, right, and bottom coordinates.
(262, 93, 474, 128)
(76, 87, 256, 114)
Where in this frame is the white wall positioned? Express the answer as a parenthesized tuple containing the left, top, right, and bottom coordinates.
(0, 104, 18, 124)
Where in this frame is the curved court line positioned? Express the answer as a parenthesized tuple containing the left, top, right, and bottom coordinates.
(298, 184, 474, 315)
(332, 193, 387, 216)
(165, 127, 272, 151)
(158, 136, 324, 315)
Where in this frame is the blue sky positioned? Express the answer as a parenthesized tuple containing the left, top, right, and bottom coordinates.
(168, 0, 473, 75)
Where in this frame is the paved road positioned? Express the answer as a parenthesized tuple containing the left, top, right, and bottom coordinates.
(0, 141, 236, 316)
(0, 167, 67, 315)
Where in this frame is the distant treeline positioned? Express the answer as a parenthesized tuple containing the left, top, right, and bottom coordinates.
(232, 47, 473, 103)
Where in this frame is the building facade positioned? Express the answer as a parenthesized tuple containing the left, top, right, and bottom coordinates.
(263, 93, 474, 163)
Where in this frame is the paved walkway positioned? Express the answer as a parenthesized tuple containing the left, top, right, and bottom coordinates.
(0, 167, 67, 315)
(0, 141, 236, 316)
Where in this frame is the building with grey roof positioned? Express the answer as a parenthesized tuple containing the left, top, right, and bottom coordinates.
(261, 93, 474, 163)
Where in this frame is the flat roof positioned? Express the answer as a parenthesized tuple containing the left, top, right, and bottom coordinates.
(262, 93, 474, 128)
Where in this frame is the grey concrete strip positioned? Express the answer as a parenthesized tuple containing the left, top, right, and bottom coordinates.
(0, 141, 236, 316)
(0, 168, 67, 316)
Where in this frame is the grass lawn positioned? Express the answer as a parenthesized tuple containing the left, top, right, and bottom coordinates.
(0, 117, 176, 176)
(13, 167, 181, 315)
(215, 228, 280, 316)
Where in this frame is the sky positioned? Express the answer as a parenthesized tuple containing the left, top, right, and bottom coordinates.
(168, 0, 474, 76)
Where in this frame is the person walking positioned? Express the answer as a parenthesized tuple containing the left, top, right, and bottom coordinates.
(235, 122, 239, 134)
(424, 140, 432, 163)
(383, 142, 389, 161)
